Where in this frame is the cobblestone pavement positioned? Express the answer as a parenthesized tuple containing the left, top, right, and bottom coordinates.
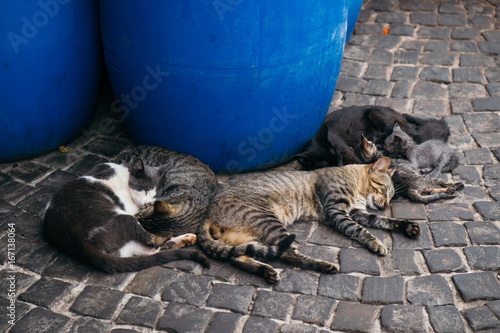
(2, 0, 500, 332)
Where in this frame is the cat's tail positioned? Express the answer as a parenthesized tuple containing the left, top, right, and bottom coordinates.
(197, 220, 295, 261)
(87, 248, 210, 273)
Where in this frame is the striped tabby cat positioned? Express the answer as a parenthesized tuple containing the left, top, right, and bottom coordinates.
(198, 157, 421, 283)
(117, 146, 218, 242)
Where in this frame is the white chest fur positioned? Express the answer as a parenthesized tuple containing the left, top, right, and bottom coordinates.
(83, 163, 140, 215)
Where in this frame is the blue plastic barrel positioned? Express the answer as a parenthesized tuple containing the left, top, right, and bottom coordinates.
(0, 0, 102, 161)
(100, 1, 348, 172)
(346, 0, 364, 43)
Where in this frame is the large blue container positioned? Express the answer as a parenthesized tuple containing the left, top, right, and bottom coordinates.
(101, 1, 347, 172)
(0, 0, 102, 161)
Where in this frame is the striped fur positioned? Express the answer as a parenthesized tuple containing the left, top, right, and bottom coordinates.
(198, 157, 421, 283)
(117, 146, 218, 237)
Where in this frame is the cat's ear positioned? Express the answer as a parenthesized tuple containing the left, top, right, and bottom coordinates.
(388, 167, 396, 177)
(372, 157, 391, 173)
(361, 134, 375, 153)
(393, 123, 402, 132)
(154, 200, 170, 213)
(130, 158, 145, 176)
(154, 200, 180, 216)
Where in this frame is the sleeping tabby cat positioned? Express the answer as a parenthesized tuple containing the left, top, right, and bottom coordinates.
(43, 159, 210, 273)
(198, 157, 421, 283)
(116, 145, 218, 241)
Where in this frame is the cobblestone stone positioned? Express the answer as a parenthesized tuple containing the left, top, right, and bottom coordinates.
(10, 307, 70, 333)
(484, 164, 500, 186)
(464, 148, 494, 165)
(362, 276, 404, 305)
(464, 246, 500, 270)
(422, 248, 467, 273)
(205, 312, 242, 333)
(428, 203, 475, 221)
(206, 283, 254, 314)
(473, 97, 500, 112)
(429, 222, 468, 247)
(465, 221, 500, 245)
(391, 81, 412, 98)
(252, 290, 294, 320)
(407, 275, 454, 306)
(420, 66, 451, 83)
(157, 303, 213, 333)
(417, 27, 451, 40)
(452, 271, 500, 302)
(380, 305, 427, 333)
(411, 81, 447, 99)
(331, 302, 378, 333)
(451, 28, 479, 39)
(116, 296, 162, 328)
(292, 295, 336, 326)
(463, 305, 500, 331)
(473, 133, 500, 148)
(451, 99, 473, 114)
(413, 99, 448, 118)
(318, 274, 361, 301)
(410, 12, 437, 25)
(473, 201, 500, 220)
(162, 274, 214, 306)
(438, 14, 467, 27)
(380, 249, 421, 276)
(376, 12, 407, 24)
(274, 269, 319, 295)
(338, 248, 380, 275)
(18, 277, 72, 308)
(450, 40, 479, 52)
(391, 66, 420, 81)
(427, 306, 466, 333)
(242, 317, 279, 333)
(460, 53, 496, 67)
(70, 317, 113, 333)
(486, 82, 500, 96)
(70, 286, 125, 319)
(453, 68, 485, 84)
(125, 266, 178, 298)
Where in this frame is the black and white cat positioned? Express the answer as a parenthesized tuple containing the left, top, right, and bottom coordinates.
(42, 159, 210, 273)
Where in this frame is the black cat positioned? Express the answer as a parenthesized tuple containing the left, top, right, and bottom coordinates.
(295, 105, 450, 168)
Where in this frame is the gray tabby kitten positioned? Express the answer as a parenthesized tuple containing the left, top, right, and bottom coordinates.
(384, 123, 459, 177)
(383, 124, 464, 203)
(117, 146, 218, 241)
(198, 157, 421, 283)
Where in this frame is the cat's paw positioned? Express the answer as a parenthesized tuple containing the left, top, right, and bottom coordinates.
(368, 239, 388, 256)
(396, 220, 421, 239)
(317, 261, 339, 274)
(176, 233, 198, 247)
(160, 233, 197, 250)
(451, 182, 465, 192)
(264, 267, 280, 284)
